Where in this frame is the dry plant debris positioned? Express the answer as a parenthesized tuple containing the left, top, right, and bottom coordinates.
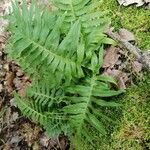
(117, 0, 150, 6)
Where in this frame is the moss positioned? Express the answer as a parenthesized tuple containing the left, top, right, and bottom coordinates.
(71, 76, 150, 150)
(98, 0, 150, 50)
(108, 78, 150, 150)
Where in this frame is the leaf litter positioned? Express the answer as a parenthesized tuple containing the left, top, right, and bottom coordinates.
(117, 0, 150, 6)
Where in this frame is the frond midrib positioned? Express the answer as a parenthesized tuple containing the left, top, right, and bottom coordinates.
(17, 97, 48, 119)
(78, 75, 96, 131)
(14, 31, 81, 70)
(29, 91, 57, 101)
(29, 37, 80, 67)
(70, 1, 76, 20)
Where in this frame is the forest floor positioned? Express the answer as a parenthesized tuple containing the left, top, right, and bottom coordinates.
(0, 0, 150, 150)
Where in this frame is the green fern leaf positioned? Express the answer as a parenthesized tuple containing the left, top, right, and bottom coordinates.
(8, 1, 84, 79)
(63, 75, 123, 141)
(15, 93, 48, 126)
(51, 0, 110, 33)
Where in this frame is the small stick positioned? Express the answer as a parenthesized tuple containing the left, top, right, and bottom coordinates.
(106, 29, 150, 71)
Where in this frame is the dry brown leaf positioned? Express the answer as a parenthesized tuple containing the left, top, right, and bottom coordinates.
(20, 123, 41, 147)
(103, 47, 120, 68)
(132, 61, 143, 73)
(11, 112, 19, 122)
(118, 77, 127, 89)
(2, 143, 11, 150)
(0, 97, 3, 110)
(59, 136, 69, 150)
(18, 88, 26, 97)
(0, 84, 3, 93)
(119, 29, 135, 42)
(104, 69, 129, 89)
(5, 71, 15, 93)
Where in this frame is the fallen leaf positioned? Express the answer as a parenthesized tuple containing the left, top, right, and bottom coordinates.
(2, 143, 11, 150)
(11, 112, 19, 122)
(119, 29, 135, 42)
(104, 69, 129, 89)
(117, 0, 145, 6)
(0, 84, 3, 92)
(0, 96, 3, 109)
(39, 134, 50, 147)
(20, 123, 41, 147)
(5, 71, 15, 93)
(59, 135, 69, 150)
(118, 77, 127, 89)
(10, 135, 22, 144)
(10, 98, 17, 107)
(16, 69, 24, 77)
(103, 47, 120, 68)
(132, 61, 143, 73)
(144, 0, 150, 3)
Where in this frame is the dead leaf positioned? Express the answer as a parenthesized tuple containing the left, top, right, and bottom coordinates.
(119, 29, 135, 42)
(18, 88, 26, 97)
(10, 98, 17, 107)
(16, 69, 24, 77)
(59, 135, 69, 150)
(32, 142, 40, 150)
(117, 0, 145, 6)
(39, 134, 50, 147)
(104, 69, 129, 89)
(118, 77, 127, 89)
(5, 71, 15, 92)
(10, 135, 22, 144)
(144, 0, 150, 3)
(0, 84, 3, 92)
(2, 143, 11, 150)
(11, 112, 19, 122)
(103, 47, 120, 68)
(132, 61, 143, 73)
(20, 123, 41, 147)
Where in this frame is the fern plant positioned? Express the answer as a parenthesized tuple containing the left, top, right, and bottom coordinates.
(6, 0, 124, 146)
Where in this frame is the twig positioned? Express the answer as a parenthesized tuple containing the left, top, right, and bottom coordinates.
(106, 29, 150, 71)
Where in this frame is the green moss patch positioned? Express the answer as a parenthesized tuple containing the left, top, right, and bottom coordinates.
(108, 78, 150, 150)
(99, 0, 150, 50)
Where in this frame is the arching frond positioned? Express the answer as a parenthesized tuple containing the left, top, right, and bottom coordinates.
(63, 75, 123, 142)
(15, 80, 68, 138)
(15, 93, 48, 126)
(26, 80, 65, 112)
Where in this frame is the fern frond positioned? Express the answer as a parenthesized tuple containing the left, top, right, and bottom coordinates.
(63, 75, 123, 142)
(15, 80, 69, 137)
(26, 80, 65, 112)
(15, 93, 48, 126)
(51, 0, 110, 33)
(8, 1, 84, 79)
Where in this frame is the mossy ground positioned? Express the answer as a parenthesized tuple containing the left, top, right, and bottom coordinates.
(99, 0, 150, 50)
(71, 76, 150, 150)
(71, 1, 150, 149)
